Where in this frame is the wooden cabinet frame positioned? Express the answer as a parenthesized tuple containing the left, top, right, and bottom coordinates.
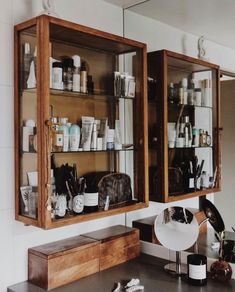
(148, 50, 221, 203)
(14, 15, 148, 229)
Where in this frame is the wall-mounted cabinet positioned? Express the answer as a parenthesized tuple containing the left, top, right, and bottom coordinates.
(148, 50, 221, 203)
(14, 15, 148, 229)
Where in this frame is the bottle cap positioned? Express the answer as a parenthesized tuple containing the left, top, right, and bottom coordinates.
(72, 55, 81, 67)
(25, 119, 35, 127)
(59, 117, 68, 125)
(51, 117, 58, 124)
(53, 62, 63, 68)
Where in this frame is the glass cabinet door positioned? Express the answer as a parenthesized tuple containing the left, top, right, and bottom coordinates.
(16, 24, 39, 223)
(15, 16, 148, 228)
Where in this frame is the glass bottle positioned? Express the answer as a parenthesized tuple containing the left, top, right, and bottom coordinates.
(51, 117, 63, 152)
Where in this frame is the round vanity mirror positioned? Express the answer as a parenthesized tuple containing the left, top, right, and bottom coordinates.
(154, 207, 199, 274)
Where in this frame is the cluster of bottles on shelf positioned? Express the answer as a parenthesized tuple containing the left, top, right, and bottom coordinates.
(50, 114, 123, 152)
(22, 42, 94, 93)
(114, 71, 136, 98)
(168, 116, 211, 148)
(168, 77, 212, 107)
(50, 55, 94, 94)
(22, 42, 37, 89)
(170, 156, 217, 195)
(49, 161, 101, 219)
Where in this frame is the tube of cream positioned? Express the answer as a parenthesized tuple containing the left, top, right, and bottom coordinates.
(99, 118, 108, 150)
(114, 120, 122, 150)
(81, 116, 94, 151)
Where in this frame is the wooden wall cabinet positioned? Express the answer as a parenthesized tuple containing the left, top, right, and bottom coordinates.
(14, 15, 148, 229)
(148, 50, 221, 203)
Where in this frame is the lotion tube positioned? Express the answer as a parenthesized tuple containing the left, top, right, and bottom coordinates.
(81, 116, 94, 151)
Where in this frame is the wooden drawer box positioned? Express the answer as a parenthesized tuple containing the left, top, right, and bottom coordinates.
(82, 225, 140, 271)
(28, 236, 100, 290)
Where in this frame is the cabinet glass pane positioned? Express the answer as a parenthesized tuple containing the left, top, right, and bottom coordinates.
(167, 58, 218, 196)
(19, 26, 38, 219)
(46, 24, 142, 220)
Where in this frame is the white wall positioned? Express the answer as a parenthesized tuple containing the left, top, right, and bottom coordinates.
(2, 2, 235, 291)
(0, 1, 124, 291)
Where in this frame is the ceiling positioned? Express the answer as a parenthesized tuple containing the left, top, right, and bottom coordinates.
(104, 0, 235, 50)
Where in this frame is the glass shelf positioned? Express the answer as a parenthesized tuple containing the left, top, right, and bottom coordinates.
(22, 88, 135, 101)
(168, 103, 212, 110)
(168, 146, 213, 150)
(51, 146, 135, 154)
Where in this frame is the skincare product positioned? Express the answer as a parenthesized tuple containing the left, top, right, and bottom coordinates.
(187, 82, 194, 105)
(127, 76, 136, 98)
(27, 47, 37, 88)
(168, 83, 175, 104)
(168, 123, 176, 148)
(184, 116, 192, 147)
(194, 88, 202, 106)
(114, 120, 122, 150)
(202, 79, 211, 107)
(27, 171, 38, 187)
(51, 117, 63, 152)
(107, 129, 115, 150)
(80, 61, 87, 93)
(91, 122, 98, 151)
(192, 127, 199, 147)
(28, 191, 38, 218)
(69, 124, 80, 151)
(59, 118, 69, 152)
(99, 118, 108, 150)
(81, 116, 94, 151)
(182, 78, 188, 105)
(52, 62, 63, 90)
(97, 137, 103, 150)
(72, 55, 81, 92)
(114, 71, 121, 96)
(23, 119, 36, 152)
(23, 42, 32, 89)
(187, 254, 207, 286)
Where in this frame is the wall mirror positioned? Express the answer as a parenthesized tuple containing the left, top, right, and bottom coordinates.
(121, 0, 235, 263)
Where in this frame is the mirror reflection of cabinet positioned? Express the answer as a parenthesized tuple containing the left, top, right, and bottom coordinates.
(14, 15, 148, 229)
(148, 50, 221, 203)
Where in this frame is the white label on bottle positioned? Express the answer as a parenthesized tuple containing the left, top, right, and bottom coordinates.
(189, 178, 194, 188)
(189, 264, 206, 280)
(84, 192, 98, 207)
(56, 134, 63, 146)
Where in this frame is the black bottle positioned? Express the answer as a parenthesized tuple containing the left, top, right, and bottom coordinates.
(187, 254, 207, 286)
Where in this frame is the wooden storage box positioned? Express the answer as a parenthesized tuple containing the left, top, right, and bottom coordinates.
(83, 225, 140, 271)
(28, 236, 100, 290)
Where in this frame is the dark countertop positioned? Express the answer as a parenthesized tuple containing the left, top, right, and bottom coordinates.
(8, 254, 235, 292)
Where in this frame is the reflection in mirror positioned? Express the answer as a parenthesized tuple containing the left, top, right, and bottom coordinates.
(154, 207, 199, 274)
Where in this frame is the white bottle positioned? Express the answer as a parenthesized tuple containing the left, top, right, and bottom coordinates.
(72, 55, 81, 92)
(59, 118, 69, 152)
(69, 124, 80, 151)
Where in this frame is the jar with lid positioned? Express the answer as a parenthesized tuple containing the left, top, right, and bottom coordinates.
(52, 62, 63, 90)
